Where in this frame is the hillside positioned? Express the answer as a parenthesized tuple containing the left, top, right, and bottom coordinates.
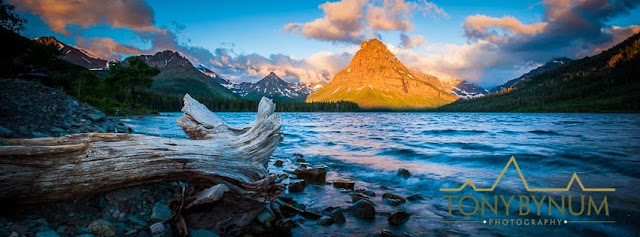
(306, 39, 457, 110)
(136, 51, 236, 99)
(437, 33, 640, 112)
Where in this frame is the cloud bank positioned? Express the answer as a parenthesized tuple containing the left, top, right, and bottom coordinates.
(13, 0, 640, 87)
(283, 0, 447, 44)
(10, 0, 161, 35)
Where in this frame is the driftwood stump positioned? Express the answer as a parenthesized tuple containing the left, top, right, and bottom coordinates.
(0, 94, 284, 234)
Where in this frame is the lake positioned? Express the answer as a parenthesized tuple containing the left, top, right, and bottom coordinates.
(121, 112, 640, 236)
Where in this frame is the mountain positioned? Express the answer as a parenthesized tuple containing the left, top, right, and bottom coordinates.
(438, 33, 640, 112)
(410, 71, 487, 99)
(34, 36, 109, 70)
(196, 65, 231, 85)
(197, 66, 314, 102)
(238, 72, 314, 102)
(490, 57, 573, 93)
(306, 39, 457, 109)
(136, 51, 236, 99)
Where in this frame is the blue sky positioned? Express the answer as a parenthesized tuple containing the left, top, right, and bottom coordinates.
(14, 0, 640, 88)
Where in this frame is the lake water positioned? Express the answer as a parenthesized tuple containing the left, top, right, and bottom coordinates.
(121, 112, 640, 236)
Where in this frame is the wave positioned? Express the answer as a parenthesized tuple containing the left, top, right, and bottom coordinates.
(421, 129, 488, 136)
(529, 130, 562, 135)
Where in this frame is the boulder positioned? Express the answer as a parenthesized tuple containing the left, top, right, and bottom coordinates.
(350, 192, 370, 203)
(397, 168, 411, 178)
(316, 216, 334, 226)
(150, 202, 172, 222)
(406, 193, 425, 201)
(388, 211, 410, 226)
(149, 222, 165, 234)
(274, 159, 284, 167)
(347, 200, 376, 220)
(330, 209, 346, 224)
(288, 179, 307, 193)
(332, 179, 355, 190)
(293, 166, 327, 183)
(382, 193, 406, 206)
(274, 218, 298, 230)
(88, 219, 116, 237)
(363, 190, 376, 197)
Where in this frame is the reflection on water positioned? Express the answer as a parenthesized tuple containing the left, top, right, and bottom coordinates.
(122, 112, 640, 236)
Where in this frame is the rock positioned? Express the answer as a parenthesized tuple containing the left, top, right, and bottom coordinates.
(293, 153, 304, 159)
(293, 166, 327, 183)
(316, 216, 334, 226)
(88, 219, 116, 237)
(188, 228, 220, 237)
(347, 200, 376, 220)
(257, 210, 275, 226)
(150, 202, 172, 222)
(85, 113, 104, 122)
(332, 179, 355, 190)
(274, 159, 284, 167)
(350, 192, 370, 203)
(36, 231, 60, 237)
(330, 209, 346, 224)
(274, 218, 298, 230)
(382, 193, 406, 206)
(294, 157, 306, 163)
(363, 190, 376, 197)
(288, 179, 307, 193)
(127, 214, 147, 226)
(388, 211, 410, 226)
(397, 168, 411, 178)
(149, 223, 165, 234)
(406, 193, 425, 201)
(300, 210, 322, 220)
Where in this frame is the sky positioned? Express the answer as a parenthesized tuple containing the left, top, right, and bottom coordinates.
(12, 0, 640, 88)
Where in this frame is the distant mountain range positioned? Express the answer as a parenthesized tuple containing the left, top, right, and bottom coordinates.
(409, 71, 488, 99)
(438, 33, 640, 112)
(197, 67, 314, 102)
(489, 57, 573, 93)
(34, 36, 108, 70)
(31, 33, 638, 112)
(306, 39, 459, 109)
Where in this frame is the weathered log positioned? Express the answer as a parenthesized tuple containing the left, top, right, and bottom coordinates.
(0, 94, 284, 234)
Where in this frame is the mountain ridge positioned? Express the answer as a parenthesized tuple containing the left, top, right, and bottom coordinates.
(134, 51, 236, 99)
(306, 39, 457, 109)
(437, 33, 640, 112)
(34, 36, 109, 70)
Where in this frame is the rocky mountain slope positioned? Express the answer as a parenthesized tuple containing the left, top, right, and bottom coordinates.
(136, 51, 236, 99)
(306, 39, 457, 109)
(410, 71, 487, 99)
(34, 36, 109, 70)
(438, 33, 640, 112)
(489, 57, 572, 93)
(0, 78, 129, 138)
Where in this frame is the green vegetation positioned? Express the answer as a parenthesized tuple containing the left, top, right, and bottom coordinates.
(105, 58, 160, 110)
(0, 1, 359, 114)
(436, 33, 640, 112)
